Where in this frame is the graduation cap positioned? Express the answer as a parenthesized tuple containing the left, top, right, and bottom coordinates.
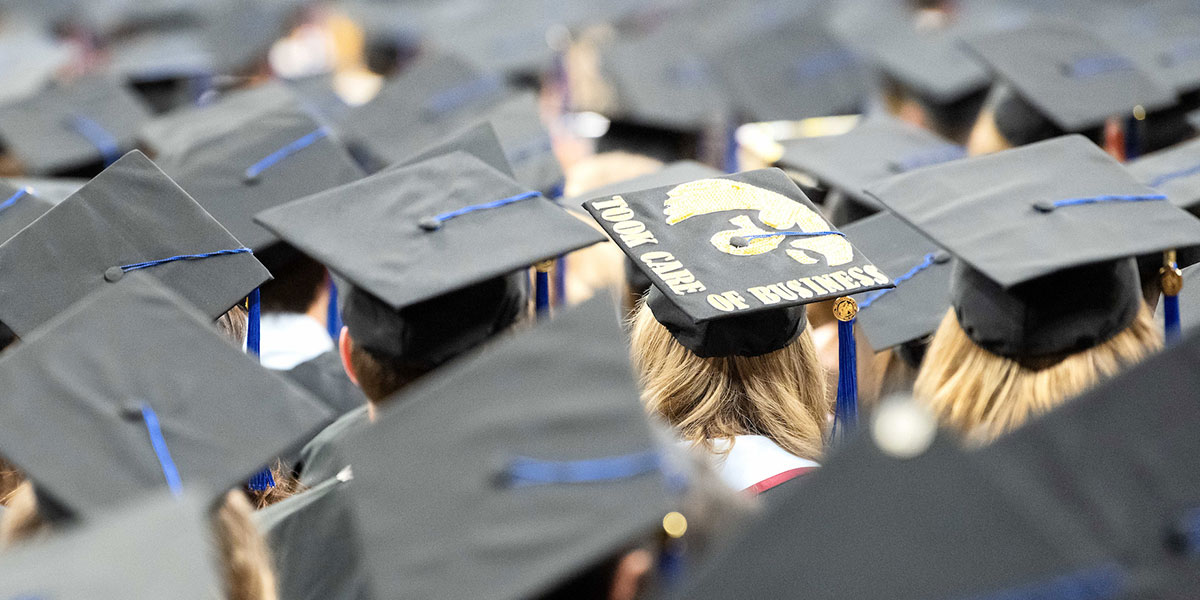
(963, 22, 1178, 134)
(407, 0, 563, 76)
(0, 176, 88, 205)
(0, 76, 152, 176)
(485, 92, 565, 196)
(777, 115, 966, 224)
(254, 471, 367, 600)
(828, 0, 992, 105)
(106, 28, 217, 114)
(151, 102, 364, 253)
(254, 151, 605, 365)
(0, 275, 333, 519)
(842, 211, 952, 354)
(583, 167, 892, 437)
(711, 9, 869, 123)
(342, 52, 510, 170)
(1093, 3, 1200, 95)
(1128, 137, 1200, 214)
(0, 150, 270, 339)
(335, 296, 683, 600)
(0, 493, 220, 599)
(864, 134, 1200, 359)
(393, 121, 515, 177)
(671, 410, 1116, 600)
(0, 182, 53, 244)
(138, 80, 300, 154)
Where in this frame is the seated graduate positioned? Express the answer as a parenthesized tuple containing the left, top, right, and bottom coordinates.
(0, 277, 333, 600)
(863, 135, 1200, 441)
(0, 151, 271, 502)
(0, 493, 226, 599)
(325, 296, 746, 600)
(582, 167, 893, 494)
(147, 89, 368, 414)
(962, 22, 1180, 157)
(253, 146, 604, 484)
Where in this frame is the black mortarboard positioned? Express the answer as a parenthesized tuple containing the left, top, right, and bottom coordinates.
(342, 52, 510, 170)
(828, 0, 992, 104)
(0, 275, 333, 519)
(254, 472, 366, 600)
(138, 81, 299, 154)
(0, 177, 88, 205)
(405, 0, 562, 76)
(1128, 137, 1200, 214)
(712, 10, 869, 123)
(152, 103, 364, 253)
(337, 296, 682, 600)
(777, 115, 966, 220)
(0, 493, 220, 599)
(964, 22, 1178, 133)
(584, 167, 892, 358)
(255, 152, 604, 362)
(865, 135, 1200, 359)
(394, 121, 515, 178)
(1095, 4, 1200, 95)
(673, 422, 1113, 600)
(485, 92, 565, 196)
(0, 150, 271, 338)
(0, 182, 53, 244)
(842, 211, 952, 353)
(0, 76, 152, 176)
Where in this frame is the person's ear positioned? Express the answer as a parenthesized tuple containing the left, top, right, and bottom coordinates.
(339, 326, 359, 387)
(609, 549, 654, 600)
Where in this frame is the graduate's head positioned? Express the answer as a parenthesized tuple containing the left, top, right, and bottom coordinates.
(864, 135, 1200, 442)
(337, 271, 530, 405)
(1, 483, 279, 600)
(629, 298, 829, 461)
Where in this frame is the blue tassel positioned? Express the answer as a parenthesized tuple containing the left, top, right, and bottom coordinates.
(248, 467, 275, 491)
(554, 256, 567, 307)
(658, 542, 686, 589)
(1165, 293, 1181, 345)
(832, 316, 858, 444)
(326, 277, 342, 340)
(535, 266, 551, 319)
(247, 288, 261, 357)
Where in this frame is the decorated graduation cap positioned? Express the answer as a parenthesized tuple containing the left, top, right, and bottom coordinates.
(0, 75, 152, 175)
(964, 22, 1178, 137)
(671, 404, 1114, 600)
(0, 275, 333, 520)
(841, 211, 952, 355)
(583, 167, 892, 438)
(254, 471, 366, 599)
(0, 150, 270, 339)
(864, 135, 1200, 359)
(336, 296, 684, 600)
(777, 115, 966, 225)
(0, 493, 219, 599)
(1128, 137, 1200, 215)
(255, 151, 604, 366)
(0, 181, 53, 243)
(152, 102, 364, 254)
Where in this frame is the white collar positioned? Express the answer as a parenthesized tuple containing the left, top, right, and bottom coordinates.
(705, 436, 819, 491)
(258, 313, 335, 370)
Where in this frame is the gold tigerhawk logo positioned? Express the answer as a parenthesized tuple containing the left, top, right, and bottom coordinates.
(663, 178, 853, 266)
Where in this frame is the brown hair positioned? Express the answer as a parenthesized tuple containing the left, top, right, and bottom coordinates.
(0, 483, 278, 600)
(0, 458, 23, 506)
(348, 343, 430, 403)
(628, 300, 831, 461)
(244, 459, 306, 510)
(216, 304, 250, 347)
(913, 306, 1162, 442)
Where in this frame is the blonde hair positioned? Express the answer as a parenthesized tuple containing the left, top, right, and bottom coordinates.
(914, 306, 1162, 442)
(0, 483, 278, 600)
(629, 301, 830, 461)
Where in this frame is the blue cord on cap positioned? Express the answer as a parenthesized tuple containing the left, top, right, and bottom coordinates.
(1065, 55, 1134, 78)
(243, 127, 330, 182)
(730, 230, 845, 248)
(139, 403, 184, 498)
(0, 187, 30, 215)
(859, 252, 945, 310)
(118, 247, 253, 273)
(951, 563, 1125, 600)
(890, 145, 967, 173)
(1146, 162, 1200, 188)
(67, 115, 122, 166)
(1034, 193, 1166, 212)
(503, 450, 663, 487)
(419, 191, 542, 231)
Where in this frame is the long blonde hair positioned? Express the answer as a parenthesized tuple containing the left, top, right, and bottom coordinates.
(0, 483, 278, 600)
(914, 306, 1162, 442)
(629, 301, 830, 461)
